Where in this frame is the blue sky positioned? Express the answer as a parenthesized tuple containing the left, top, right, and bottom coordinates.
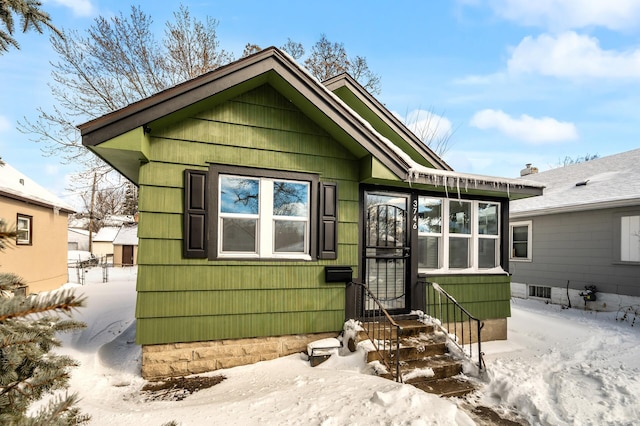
(1, 0, 640, 209)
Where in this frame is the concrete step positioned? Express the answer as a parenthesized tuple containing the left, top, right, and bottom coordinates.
(400, 355, 463, 382)
(361, 318, 474, 397)
(366, 336, 448, 363)
(411, 377, 476, 398)
(376, 354, 463, 382)
(360, 319, 435, 341)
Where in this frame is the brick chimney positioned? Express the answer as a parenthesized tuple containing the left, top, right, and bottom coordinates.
(520, 163, 538, 177)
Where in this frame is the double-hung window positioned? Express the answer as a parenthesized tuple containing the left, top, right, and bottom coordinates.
(184, 166, 335, 261)
(417, 198, 442, 269)
(449, 200, 472, 268)
(217, 170, 313, 259)
(510, 221, 532, 261)
(620, 215, 640, 262)
(478, 202, 499, 268)
(418, 197, 500, 271)
(16, 214, 32, 245)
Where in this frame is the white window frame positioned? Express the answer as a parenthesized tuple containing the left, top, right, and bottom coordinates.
(509, 220, 532, 262)
(620, 215, 640, 263)
(477, 202, 500, 269)
(16, 214, 32, 245)
(417, 197, 443, 269)
(218, 175, 311, 260)
(417, 197, 501, 273)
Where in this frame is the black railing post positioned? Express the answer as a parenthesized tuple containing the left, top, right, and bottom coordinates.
(418, 281, 485, 372)
(349, 281, 403, 382)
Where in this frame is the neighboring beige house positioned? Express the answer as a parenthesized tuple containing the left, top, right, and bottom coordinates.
(92, 226, 120, 261)
(113, 224, 138, 266)
(0, 161, 74, 293)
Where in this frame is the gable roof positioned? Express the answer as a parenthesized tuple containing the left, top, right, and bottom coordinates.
(323, 73, 451, 171)
(113, 224, 138, 246)
(80, 47, 412, 181)
(93, 226, 121, 243)
(79, 47, 542, 200)
(0, 161, 74, 213)
(511, 148, 640, 217)
(69, 228, 92, 237)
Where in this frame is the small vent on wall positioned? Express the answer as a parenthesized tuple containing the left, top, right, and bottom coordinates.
(575, 180, 589, 187)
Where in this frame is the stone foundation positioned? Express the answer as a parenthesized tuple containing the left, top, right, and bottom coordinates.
(442, 318, 507, 343)
(141, 332, 338, 380)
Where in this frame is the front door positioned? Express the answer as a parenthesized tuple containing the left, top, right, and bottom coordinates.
(364, 192, 411, 313)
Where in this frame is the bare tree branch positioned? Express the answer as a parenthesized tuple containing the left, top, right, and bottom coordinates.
(402, 107, 458, 157)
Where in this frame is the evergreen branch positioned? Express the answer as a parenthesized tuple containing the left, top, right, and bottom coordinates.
(29, 392, 91, 425)
(0, 290, 85, 322)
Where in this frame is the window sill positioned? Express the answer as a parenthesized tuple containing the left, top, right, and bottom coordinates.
(509, 258, 532, 263)
(418, 267, 509, 275)
(215, 254, 313, 261)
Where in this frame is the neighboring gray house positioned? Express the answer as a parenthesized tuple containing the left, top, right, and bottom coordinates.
(509, 149, 640, 310)
(68, 228, 92, 251)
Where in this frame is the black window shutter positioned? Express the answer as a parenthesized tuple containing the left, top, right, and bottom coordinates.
(183, 169, 208, 258)
(318, 182, 338, 260)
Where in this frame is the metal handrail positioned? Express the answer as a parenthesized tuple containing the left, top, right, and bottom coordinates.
(422, 281, 485, 372)
(349, 281, 403, 382)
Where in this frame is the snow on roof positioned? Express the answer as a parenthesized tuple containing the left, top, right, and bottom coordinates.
(68, 228, 93, 237)
(101, 214, 136, 226)
(93, 226, 121, 242)
(511, 148, 640, 216)
(0, 161, 74, 212)
(113, 224, 138, 246)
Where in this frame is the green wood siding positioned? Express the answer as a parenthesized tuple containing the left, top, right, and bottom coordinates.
(135, 84, 362, 345)
(136, 265, 356, 292)
(420, 274, 512, 320)
(137, 311, 345, 344)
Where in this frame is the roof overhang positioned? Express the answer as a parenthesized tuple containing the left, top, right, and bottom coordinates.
(0, 189, 75, 214)
(511, 197, 640, 218)
(406, 168, 545, 200)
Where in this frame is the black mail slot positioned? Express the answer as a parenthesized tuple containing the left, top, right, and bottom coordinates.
(324, 266, 353, 283)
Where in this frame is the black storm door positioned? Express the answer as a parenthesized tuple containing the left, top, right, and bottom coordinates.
(364, 192, 411, 313)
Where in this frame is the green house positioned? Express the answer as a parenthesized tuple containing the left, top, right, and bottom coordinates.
(79, 47, 543, 379)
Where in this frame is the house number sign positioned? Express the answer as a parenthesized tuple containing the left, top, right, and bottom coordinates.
(412, 199, 418, 230)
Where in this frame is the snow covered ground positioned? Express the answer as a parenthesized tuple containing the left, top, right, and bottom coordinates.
(55, 266, 640, 425)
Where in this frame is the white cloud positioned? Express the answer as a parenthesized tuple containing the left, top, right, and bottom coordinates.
(0, 116, 10, 132)
(507, 31, 640, 79)
(487, 0, 640, 31)
(48, 0, 95, 17)
(470, 109, 578, 143)
(44, 164, 60, 175)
